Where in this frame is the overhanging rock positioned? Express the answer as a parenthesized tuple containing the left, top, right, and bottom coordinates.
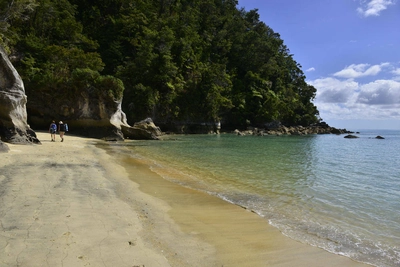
(0, 46, 40, 144)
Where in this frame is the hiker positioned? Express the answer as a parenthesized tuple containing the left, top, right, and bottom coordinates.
(49, 120, 57, 141)
(58, 121, 67, 142)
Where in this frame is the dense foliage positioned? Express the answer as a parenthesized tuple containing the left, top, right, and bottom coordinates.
(0, 0, 320, 128)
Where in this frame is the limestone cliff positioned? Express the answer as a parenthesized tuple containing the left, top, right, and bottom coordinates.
(25, 80, 126, 140)
(1, 47, 161, 142)
(0, 46, 40, 144)
(26, 80, 162, 141)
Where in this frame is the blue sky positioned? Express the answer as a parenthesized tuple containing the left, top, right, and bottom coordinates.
(238, 0, 400, 130)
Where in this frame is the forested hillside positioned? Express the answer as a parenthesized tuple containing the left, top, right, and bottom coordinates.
(0, 0, 320, 129)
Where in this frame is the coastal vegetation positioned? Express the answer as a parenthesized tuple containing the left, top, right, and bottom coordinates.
(0, 0, 320, 129)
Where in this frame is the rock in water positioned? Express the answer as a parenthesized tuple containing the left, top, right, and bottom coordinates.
(344, 134, 359, 139)
(0, 46, 40, 144)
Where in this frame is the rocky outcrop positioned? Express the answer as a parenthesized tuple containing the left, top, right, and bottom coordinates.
(24, 84, 164, 140)
(23, 68, 163, 140)
(233, 123, 352, 136)
(122, 118, 163, 140)
(3, 46, 161, 141)
(26, 82, 129, 140)
(0, 46, 40, 144)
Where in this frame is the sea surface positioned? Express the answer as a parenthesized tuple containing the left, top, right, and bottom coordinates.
(111, 129, 400, 267)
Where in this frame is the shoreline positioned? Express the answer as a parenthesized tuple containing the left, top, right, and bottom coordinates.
(102, 136, 373, 266)
(1, 132, 371, 266)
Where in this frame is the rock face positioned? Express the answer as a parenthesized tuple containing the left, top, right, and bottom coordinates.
(0, 46, 40, 144)
(1, 46, 161, 141)
(26, 83, 129, 140)
(26, 78, 161, 140)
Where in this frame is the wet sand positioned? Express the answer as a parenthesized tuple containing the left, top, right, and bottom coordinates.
(0, 132, 371, 266)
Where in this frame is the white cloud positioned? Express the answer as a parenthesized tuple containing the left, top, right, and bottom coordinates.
(393, 69, 400, 81)
(310, 63, 400, 123)
(333, 63, 389, 79)
(306, 67, 315, 72)
(357, 80, 400, 105)
(311, 77, 358, 103)
(392, 68, 400, 75)
(357, 0, 396, 17)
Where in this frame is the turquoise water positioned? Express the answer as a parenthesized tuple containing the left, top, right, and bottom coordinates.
(115, 130, 400, 267)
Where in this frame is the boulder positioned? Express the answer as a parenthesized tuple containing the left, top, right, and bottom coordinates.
(0, 140, 10, 153)
(0, 46, 40, 144)
(121, 118, 163, 140)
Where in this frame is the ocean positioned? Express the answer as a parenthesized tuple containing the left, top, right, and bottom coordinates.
(111, 129, 400, 267)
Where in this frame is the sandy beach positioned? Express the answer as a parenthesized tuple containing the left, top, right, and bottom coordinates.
(0, 132, 371, 267)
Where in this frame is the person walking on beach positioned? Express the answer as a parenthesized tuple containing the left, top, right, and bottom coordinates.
(49, 120, 57, 142)
(58, 121, 66, 142)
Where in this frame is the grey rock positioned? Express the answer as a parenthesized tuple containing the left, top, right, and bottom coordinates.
(121, 118, 163, 140)
(0, 140, 10, 153)
(344, 134, 359, 139)
(0, 46, 40, 144)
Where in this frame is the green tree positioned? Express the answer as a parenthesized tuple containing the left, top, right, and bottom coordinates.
(2, 0, 321, 129)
